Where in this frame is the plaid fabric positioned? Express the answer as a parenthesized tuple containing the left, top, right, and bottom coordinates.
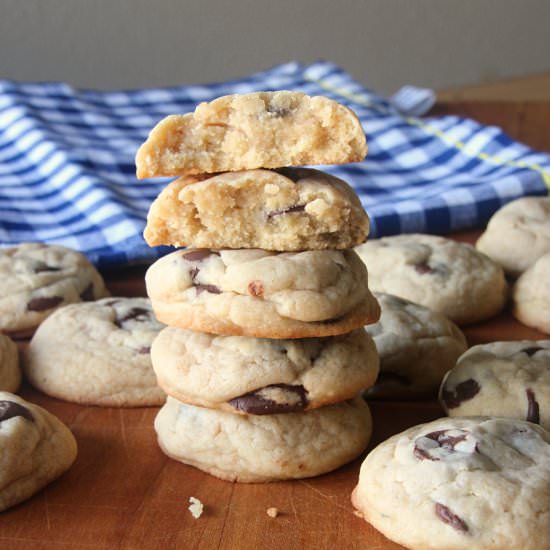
(1, 61, 549, 267)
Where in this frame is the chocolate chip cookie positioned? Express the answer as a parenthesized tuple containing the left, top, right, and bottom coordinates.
(155, 396, 372, 482)
(151, 327, 378, 413)
(513, 252, 550, 334)
(476, 196, 550, 277)
(440, 340, 550, 429)
(0, 334, 20, 393)
(352, 417, 550, 550)
(0, 243, 109, 337)
(144, 168, 369, 251)
(24, 298, 165, 406)
(145, 248, 380, 338)
(365, 293, 467, 399)
(0, 392, 77, 512)
(135, 91, 367, 178)
(355, 234, 508, 325)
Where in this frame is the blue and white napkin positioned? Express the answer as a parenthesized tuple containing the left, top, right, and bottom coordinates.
(1, 61, 548, 266)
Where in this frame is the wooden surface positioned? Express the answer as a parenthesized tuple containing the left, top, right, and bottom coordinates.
(438, 72, 550, 102)
(1, 101, 549, 550)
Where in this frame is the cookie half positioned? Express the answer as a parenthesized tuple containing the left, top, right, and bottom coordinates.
(155, 396, 372, 482)
(352, 417, 550, 550)
(356, 234, 508, 325)
(0, 334, 20, 393)
(476, 196, 550, 277)
(0, 243, 109, 336)
(144, 168, 369, 251)
(24, 298, 166, 407)
(135, 91, 367, 178)
(152, 327, 378, 413)
(0, 392, 77, 512)
(513, 252, 550, 334)
(365, 293, 467, 399)
(146, 248, 380, 338)
(440, 340, 550, 429)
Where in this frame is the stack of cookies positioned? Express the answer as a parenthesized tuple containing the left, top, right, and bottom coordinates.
(137, 91, 381, 482)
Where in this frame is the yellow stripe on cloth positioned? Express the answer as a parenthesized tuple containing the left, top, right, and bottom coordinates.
(305, 74, 550, 194)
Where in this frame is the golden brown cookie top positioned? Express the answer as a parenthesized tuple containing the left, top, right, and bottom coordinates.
(135, 91, 367, 178)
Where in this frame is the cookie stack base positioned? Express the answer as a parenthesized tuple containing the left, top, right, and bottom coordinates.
(155, 396, 372, 483)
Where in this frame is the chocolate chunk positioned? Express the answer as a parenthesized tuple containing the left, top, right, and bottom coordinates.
(34, 262, 61, 273)
(183, 249, 219, 262)
(79, 283, 95, 301)
(189, 266, 221, 294)
(414, 262, 434, 275)
(412, 262, 450, 276)
(267, 204, 306, 220)
(522, 346, 543, 357)
(413, 429, 470, 461)
(266, 104, 290, 117)
(435, 503, 469, 534)
(195, 284, 222, 295)
(184, 252, 221, 293)
(229, 384, 309, 415)
(248, 280, 264, 297)
(189, 267, 200, 282)
(0, 400, 34, 423)
(376, 371, 412, 386)
(441, 379, 480, 409)
(114, 307, 151, 329)
(526, 388, 540, 424)
(138, 346, 151, 355)
(27, 296, 64, 312)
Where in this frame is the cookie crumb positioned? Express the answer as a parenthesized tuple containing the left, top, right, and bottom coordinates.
(188, 496, 204, 519)
(266, 507, 279, 518)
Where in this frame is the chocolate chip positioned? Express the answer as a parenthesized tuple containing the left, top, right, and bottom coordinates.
(138, 346, 151, 355)
(376, 371, 412, 386)
(526, 388, 540, 424)
(195, 284, 222, 295)
(183, 250, 219, 262)
(248, 280, 264, 297)
(522, 346, 543, 357)
(267, 204, 306, 220)
(435, 503, 469, 534)
(413, 429, 470, 461)
(114, 307, 151, 329)
(266, 104, 290, 117)
(79, 283, 95, 301)
(27, 296, 64, 311)
(189, 267, 200, 282)
(0, 400, 34, 423)
(34, 262, 61, 273)
(414, 262, 434, 275)
(183, 252, 221, 293)
(228, 384, 309, 415)
(441, 379, 480, 409)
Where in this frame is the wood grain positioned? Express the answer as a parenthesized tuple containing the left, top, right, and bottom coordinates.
(0, 101, 548, 549)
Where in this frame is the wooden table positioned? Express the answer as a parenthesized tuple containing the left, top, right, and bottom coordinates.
(0, 101, 548, 550)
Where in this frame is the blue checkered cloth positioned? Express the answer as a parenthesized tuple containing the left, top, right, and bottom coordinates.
(1, 61, 549, 267)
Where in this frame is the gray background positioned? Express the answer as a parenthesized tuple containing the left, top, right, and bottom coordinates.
(1, 0, 549, 94)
